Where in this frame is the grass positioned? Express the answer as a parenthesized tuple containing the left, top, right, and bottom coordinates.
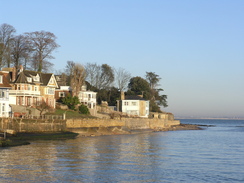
(47, 109, 97, 119)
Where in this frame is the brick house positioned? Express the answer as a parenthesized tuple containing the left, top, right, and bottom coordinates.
(55, 86, 71, 102)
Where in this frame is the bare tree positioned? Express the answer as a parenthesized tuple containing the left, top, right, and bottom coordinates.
(85, 63, 100, 87)
(66, 61, 86, 96)
(11, 35, 28, 69)
(37, 100, 51, 116)
(85, 63, 114, 89)
(65, 60, 76, 85)
(115, 67, 131, 91)
(25, 31, 59, 72)
(0, 23, 16, 68)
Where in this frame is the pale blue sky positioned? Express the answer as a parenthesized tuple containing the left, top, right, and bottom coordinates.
(1, 0, 244, 118)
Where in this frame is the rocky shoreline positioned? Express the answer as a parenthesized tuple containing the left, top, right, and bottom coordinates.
(75, 123, 203, 137)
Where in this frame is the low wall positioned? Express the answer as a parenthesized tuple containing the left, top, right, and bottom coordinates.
(66, 118, 125, 128)
(0, 116, 180, 133)
(0, 118, 66, 132)
(66, 118, 180, 130)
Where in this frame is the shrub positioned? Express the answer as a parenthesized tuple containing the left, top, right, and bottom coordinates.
(79, 105, 90, 114)
(61, 94, 80, 110)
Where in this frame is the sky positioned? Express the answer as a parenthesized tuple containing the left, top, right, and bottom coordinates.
(1, 0, 244, 118)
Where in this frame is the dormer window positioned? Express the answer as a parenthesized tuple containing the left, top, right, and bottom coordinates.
(27, 77, 32, 82)
(33, 74, 40, 82)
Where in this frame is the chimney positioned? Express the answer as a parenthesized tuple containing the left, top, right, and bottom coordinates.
(121, 91, 125, 100)
(19, 65, 24, 72)
(137, 95, 143, 98)
(12, 67, 16, 82)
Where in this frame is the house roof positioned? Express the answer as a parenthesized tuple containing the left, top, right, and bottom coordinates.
(13, 70, 55, 86)
(15, 71, 28, 83)
(125, 95, 147, 101)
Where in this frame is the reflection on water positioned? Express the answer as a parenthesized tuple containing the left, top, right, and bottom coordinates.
(0, 133, 170, 183)
(1, 120, 244, 183)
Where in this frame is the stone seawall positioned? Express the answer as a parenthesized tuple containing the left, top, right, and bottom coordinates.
(0, 118, 66, 132)
(0, 117, 180, 133)
(66, 118, 180, 130)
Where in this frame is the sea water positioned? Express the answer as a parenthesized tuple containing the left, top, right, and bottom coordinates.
(0, 119, 244, 183)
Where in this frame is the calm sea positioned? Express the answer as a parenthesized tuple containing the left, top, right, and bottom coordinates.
(1, 119, 244, 183)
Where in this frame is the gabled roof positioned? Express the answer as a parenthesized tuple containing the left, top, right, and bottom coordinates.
(41, 73, 52, 86)
(13, 70, 56, 87)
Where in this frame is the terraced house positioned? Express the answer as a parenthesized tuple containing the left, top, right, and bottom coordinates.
(3, 66, 58, 108)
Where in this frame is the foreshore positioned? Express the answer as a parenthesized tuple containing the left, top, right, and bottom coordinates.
(0, 132, 79, 147)
(74, 123, 203, 137)
(0, 124, 202, 147)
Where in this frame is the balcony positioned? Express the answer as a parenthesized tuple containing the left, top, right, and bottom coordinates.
(9, 90, 41, 96)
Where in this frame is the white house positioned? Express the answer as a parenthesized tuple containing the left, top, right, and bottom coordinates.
(0, 71, 12, 117)
(117, 92, 150, 118)
(78, 85, 97, 109)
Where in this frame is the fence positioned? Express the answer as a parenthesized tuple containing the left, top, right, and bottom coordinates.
(0, 132, 6, 139)
(13, 114, 64, 120)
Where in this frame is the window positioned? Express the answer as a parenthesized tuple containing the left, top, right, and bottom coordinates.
(124, 101, 129, 106)
(2, 103, 5, 112)
(33, 74, 40, 82)
(0, 75, 3, 84)
(59, 92, 65, 97)
(47, 88, 55, 95)
(27, 77, 32, 82)
(34, 86, 39, 91)
(132, 102, 137, 106)
(0, 89, 5, 98)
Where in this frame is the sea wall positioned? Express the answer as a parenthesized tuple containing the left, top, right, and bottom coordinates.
(0, 118, 66, 132)
(0, 115, 180, 133)
(66, 118, 180, 130)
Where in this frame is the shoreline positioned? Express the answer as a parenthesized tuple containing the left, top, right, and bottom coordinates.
(75, 123, 203, 137)
(0, 132, 79, 147)
(1, 124, 202, 147)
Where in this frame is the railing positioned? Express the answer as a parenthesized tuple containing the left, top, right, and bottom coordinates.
(9, 90, 41, 96)
(0, 132, 6, 139)
(18, 114, 64, 120)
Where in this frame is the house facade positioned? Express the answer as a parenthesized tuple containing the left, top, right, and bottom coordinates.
(55, 86, 71, 102)
(4, 66, 58, 108)
(117, 92, 150, 118)
(0, 71, 12, 117)
(78, 85, 97, 109)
